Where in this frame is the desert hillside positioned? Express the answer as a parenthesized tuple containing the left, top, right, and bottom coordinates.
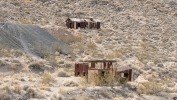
(0, 0, 177, 100)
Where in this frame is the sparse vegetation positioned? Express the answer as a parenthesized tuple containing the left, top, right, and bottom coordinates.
(136, 79, 164, 95)
(0, 0, 177, 99)
(41, 71, 54, 84)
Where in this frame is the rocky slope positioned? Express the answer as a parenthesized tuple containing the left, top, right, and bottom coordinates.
(0, 23, 69, 57)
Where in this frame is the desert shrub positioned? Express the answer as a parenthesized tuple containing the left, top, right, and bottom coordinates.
(26, 87, 45, 99)
(9, 63, 22, 72)
(0, 89, 9, 100)
(33, 41, 51, 58)
(26, 87, 37, 98)
(101, 91, 111, 99)
(13, 85, 22, 94)
(46, 55, 58, 67)
(28, 63, 44, 71)
(95, 70, 113, 86)
(41, 71, 54, 84)
(52, 94, 63, 100)
(21, 19, 33, 24)
(120, 77, 128, 84)
(86, 42, 96, 50)
(39, 18, 49, 25)
(39, 84, 50, 91)
(58, 87, 66, 94)
(58, 70, 69, 77)
(52, 42, 64, 53)
(11, 50, 24, 57)
(79, 79, 87, 91)
(71, 95, 90, 100)
(95, 37, 103, 44)
(62, 80, 78, 87)
(65, 62, 72, 68)
(70, 42, 85, 56)
(136, 79, 164, 95)
(105, 52, 115, 59)
(0, 60, 6, 67)
(0, 44, 10, 57)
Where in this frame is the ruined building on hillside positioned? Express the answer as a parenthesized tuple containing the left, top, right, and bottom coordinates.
(75, 60, 133, 85)
(66, 18, 101, 29)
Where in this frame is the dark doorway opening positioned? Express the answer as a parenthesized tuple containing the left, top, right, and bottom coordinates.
(83, 72, 85, 76)
(124, 73, 128, 78)
(78, 23, 80, 27)
(101, 71, 105, 76)
(70, 23, 72, 28)
(78, 72, 80, 76)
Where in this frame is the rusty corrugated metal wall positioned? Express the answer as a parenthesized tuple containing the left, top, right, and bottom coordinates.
(75, 63, 88, 76)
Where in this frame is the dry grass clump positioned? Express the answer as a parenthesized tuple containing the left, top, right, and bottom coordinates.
(41, 71, 54, 84)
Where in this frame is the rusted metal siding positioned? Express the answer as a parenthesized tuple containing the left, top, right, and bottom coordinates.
(91, 62, 95, 68)
(75, 63, 88, 76)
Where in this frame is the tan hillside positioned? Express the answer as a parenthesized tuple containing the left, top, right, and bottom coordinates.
(0, 0, 177, 100)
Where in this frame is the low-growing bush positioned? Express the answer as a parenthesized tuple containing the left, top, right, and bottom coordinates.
(0, 89, 9, 100)
(41, 71, 54, 84)
(62, 80, 78, 87)
(11, 50, 24, 57)
(58, 70, 69, 77)
(136, 79, 164, 95)
(28, 63, 44, 71)
(86, 42, 96, 50)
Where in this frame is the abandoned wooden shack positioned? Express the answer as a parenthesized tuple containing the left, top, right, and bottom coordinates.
(66, 18, 101, 29)
(117, 67, 133, 82)
(75, 60, 133, 85)
(86, 60, 117, 85)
